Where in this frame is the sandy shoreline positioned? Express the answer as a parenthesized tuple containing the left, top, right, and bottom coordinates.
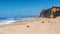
(0, 18, 60, 34)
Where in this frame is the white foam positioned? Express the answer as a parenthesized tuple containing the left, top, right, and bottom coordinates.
(0, 17, 36, 25)
(0, 20, 18, 25)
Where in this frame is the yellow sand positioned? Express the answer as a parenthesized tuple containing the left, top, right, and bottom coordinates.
(0, 18, 60, 34)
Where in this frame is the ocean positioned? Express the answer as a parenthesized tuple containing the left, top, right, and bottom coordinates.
(0, 15, 38, 25)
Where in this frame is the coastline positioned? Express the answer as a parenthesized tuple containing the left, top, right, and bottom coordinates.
(0, 18, 60, 34)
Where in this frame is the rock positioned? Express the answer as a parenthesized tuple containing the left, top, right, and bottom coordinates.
(40, 7, 60, 18)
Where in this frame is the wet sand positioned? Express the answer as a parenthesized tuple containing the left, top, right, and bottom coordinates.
(0, 18, 60, 34)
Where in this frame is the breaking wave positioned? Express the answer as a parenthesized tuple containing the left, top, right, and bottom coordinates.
(0, 17, 36, 25)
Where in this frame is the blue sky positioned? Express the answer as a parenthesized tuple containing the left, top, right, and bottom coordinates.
(0, 0, 60, 17)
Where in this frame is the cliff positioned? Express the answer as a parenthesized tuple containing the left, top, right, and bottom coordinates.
(40, 7, 60, 18)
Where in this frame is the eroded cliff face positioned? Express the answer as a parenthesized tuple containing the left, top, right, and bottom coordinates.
(40, 7, 60, 18)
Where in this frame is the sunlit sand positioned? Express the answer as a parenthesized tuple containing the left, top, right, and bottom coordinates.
(0, 18, 60, 34)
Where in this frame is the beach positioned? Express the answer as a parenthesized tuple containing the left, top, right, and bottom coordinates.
(0, 0, 60, 34)
(0, 18, 60, 34)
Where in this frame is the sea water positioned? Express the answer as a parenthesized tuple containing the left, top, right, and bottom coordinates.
(0, 16, 38, 25)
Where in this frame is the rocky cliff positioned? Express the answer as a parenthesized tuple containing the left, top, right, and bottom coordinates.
(40, 7, 60, 18)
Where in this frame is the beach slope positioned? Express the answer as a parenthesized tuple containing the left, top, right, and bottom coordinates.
(0, 18, 60, 34)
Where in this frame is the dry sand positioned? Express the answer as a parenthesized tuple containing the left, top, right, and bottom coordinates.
(0, 18, 60, 34)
